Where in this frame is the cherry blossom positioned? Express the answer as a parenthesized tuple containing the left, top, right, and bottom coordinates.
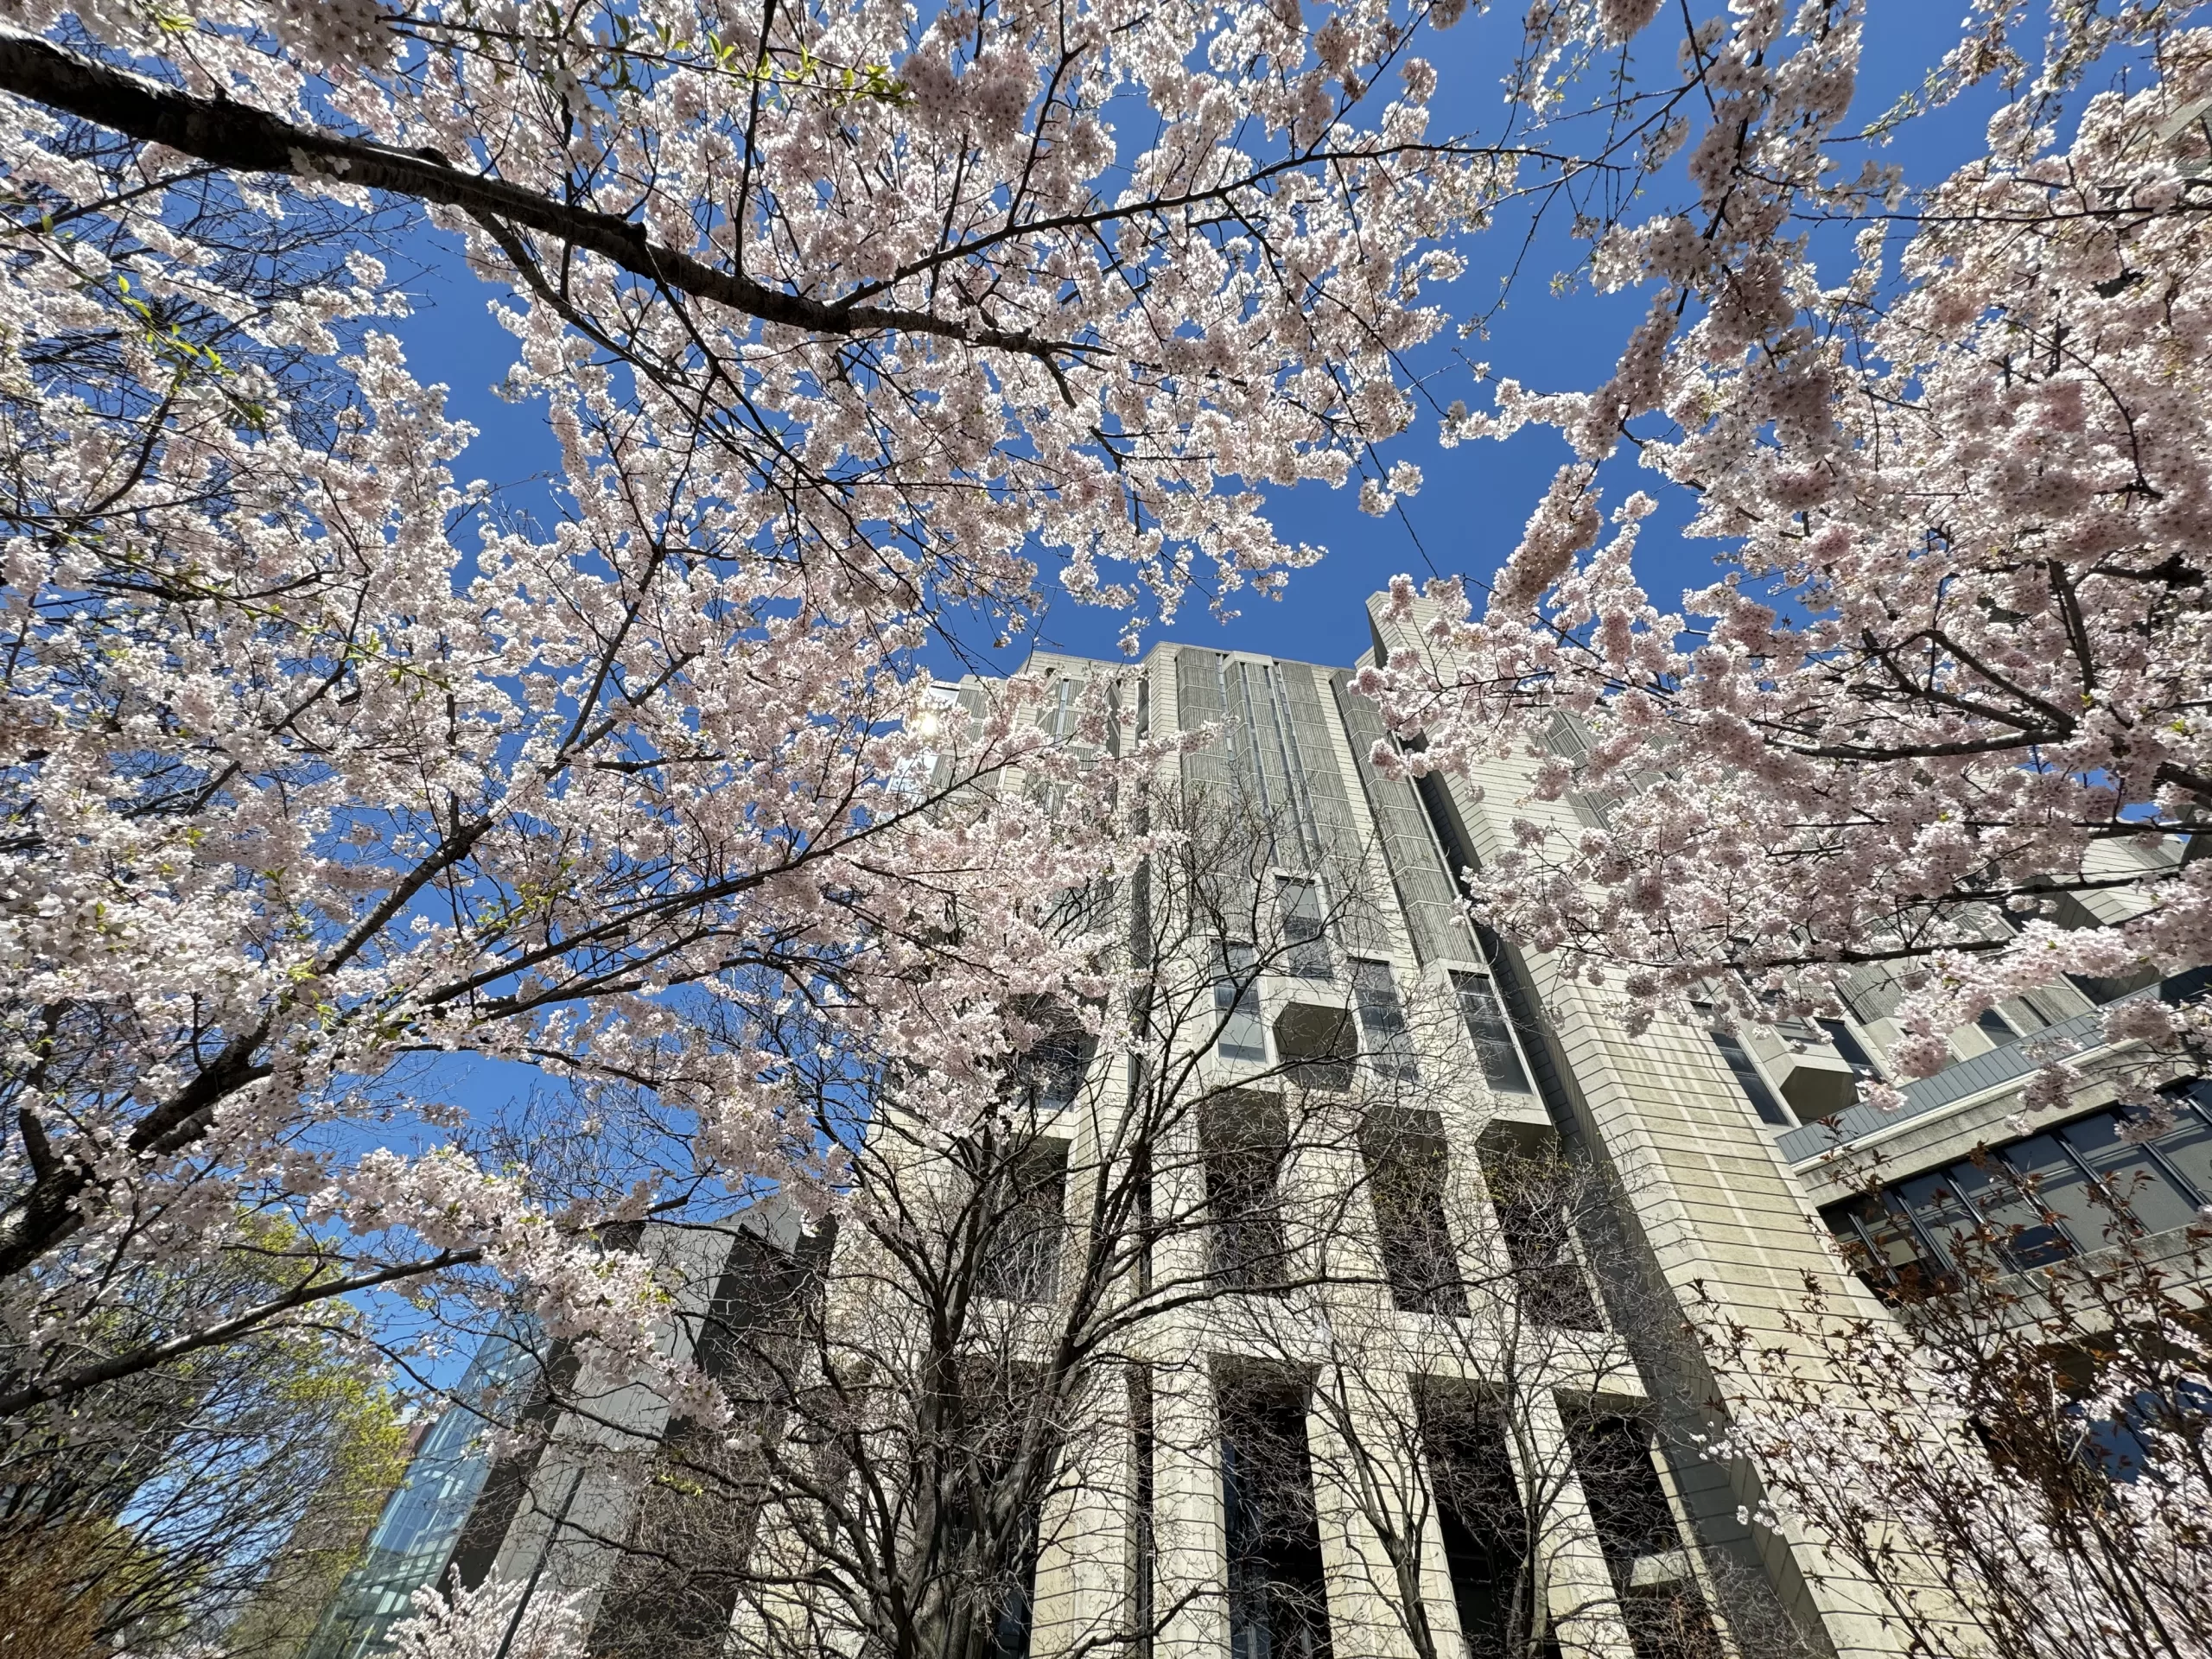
(1367, 13, 2212, 1078)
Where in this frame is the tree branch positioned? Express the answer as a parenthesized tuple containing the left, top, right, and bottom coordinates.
(0, 29, 1088, 366)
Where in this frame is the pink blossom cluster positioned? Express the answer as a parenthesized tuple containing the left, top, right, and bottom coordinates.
(0, 0, 1512, 1404)
(1366, 19, 2212, 1081)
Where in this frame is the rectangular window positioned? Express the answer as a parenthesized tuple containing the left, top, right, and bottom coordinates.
(1129, 1366, 1156, 1659)
(1478, 1141, 1601, 1330)
(940, 1368, 1047, 1659)
(1217, 1372, 1332, 1659)
(2057, 1113, 2198, 1236)
(1011, 999, 1096, 1115)
(1201, 1094, 1293, 1294)
(1821, 1192, 1954, 1300)
(1452, 972, 1531, 1095)
(1614, 1582, 1728, 1659)
(1351, 959, 1420, 1083)
(978, 1138, 1071, 1303)
(1976, 1007, 2018, 1045)
(1562, 1414, 1722, 1659)
(1277, 876, 1332, 980)
(1893, 1167, 1996, 1269)
(1817, 1017, 1880, 1078)
(2151, 1084, 2212, 1200)
(2000, 1132, 2124, 1255)
(1705, 1025, 1789, 1125)
(1360, 1116, 1467, 1317)
(1825, 1094, 2212, 1301)
(1945, 1156, 2075, 1270)
(1417, 1386, 1542, 1659)
(1217, 942, 1268, 1064)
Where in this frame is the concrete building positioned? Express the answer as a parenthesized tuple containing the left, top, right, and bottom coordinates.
(346, 592, 2207, 1659)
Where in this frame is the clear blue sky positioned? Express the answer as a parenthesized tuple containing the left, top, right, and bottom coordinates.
(385, 0, 2010, 677)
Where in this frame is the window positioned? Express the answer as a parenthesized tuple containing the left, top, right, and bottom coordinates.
(1999, 1132, 2140, 1255)
(1478, 1138, 1601, 1330)
(1202, 1094, 1294, 1294)
(1351, 959, 1420, 1083)
(1821, 1191, 1955, 1300)
(938, 1368, 1049, 1659)
(978, 1139, 1071, 1303)
(1452, 972, 1531, 1095)
(1217, 1371, 1332, 1659)
(1010, 1000, 1096, 1114)
(1277, 876, 1332, 980)
(1818, 1017, 1880, 1079)
(1274, 1002, 1358, 1092)
(2152, 1082, 2212, 1197)
(1045, 675, 1078, 741)
(1562, 1414, 1722, 1659)
(1217, 942, 1268, 1064)
(1129, 1367, 1157, 1659)
(1416, 1385, 1546, 1659)
(1976, 1007, 2018, 1046)
(1822, 1100, 2212, 1298)
(2055, 1112, 2198, 1236)
(1361, 1115, 1467, 1317)
(1704, 1024, 1789, 1126)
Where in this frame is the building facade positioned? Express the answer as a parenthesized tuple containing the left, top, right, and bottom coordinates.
(336, 591, 2207, 1659)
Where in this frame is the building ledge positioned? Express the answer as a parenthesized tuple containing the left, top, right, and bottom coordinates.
(1777, 968, 2209, 1165)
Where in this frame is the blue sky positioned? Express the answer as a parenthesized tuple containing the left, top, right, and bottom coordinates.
(384, 0, 2014, 677)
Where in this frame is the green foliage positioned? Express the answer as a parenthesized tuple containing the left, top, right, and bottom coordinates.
(2, 1214, 411, 1658)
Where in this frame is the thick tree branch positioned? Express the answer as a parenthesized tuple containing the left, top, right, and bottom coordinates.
(0, 28, 1087, 365)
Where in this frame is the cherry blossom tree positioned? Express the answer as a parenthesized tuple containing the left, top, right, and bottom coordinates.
(1364, 3, 2212, 1094)
(0, 0, 1514, 1435)
(1693, 1187, 2212, 1659)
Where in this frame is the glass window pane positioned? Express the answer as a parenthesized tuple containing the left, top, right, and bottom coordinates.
(1818, 1018, 1879, 1078)
(1897, 1170, 1984, 1270)
(1452, 973, 1531, 1095)
(1707, 1026, 1789, 1126)
(2061, 1113, 2197, 1236)
(2152, 1085, 2212, 1205)
(1821, 1194, 1950, 1296)
(1351, 959, 1419, 1083)
(1276, 876, 1332, 980)
(2000, 1134, 2127, 1255)
(1946, 1157, 2073, 1268)
(1217, 942, 1267, 1063)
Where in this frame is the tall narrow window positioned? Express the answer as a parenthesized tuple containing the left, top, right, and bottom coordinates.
(1013, 1007, 1096, 1116)
(1562, 1414, 1721, 1659)
(1046, 675, 1078, 741)
(1351, 959, 1420, 1083)
(1217, 942, 1268, 1063)
(1217, 1372, 1332, 1659)
(1452, 973, 1530, 1095)
(941, 1367, 1047, 1659)
(978, 1138, 1071, 1303)
(1129, 1366, 1156, 1659)
(1418, 1386, 1546, 1659)
(1277, 876, 1332, 980)
(1477, 1139, 1601, 1330)
(1201, 1095, 1293, 1294)
(1704, 1024, 1789, 1126)
(1361, 1115, 1468, 1317)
